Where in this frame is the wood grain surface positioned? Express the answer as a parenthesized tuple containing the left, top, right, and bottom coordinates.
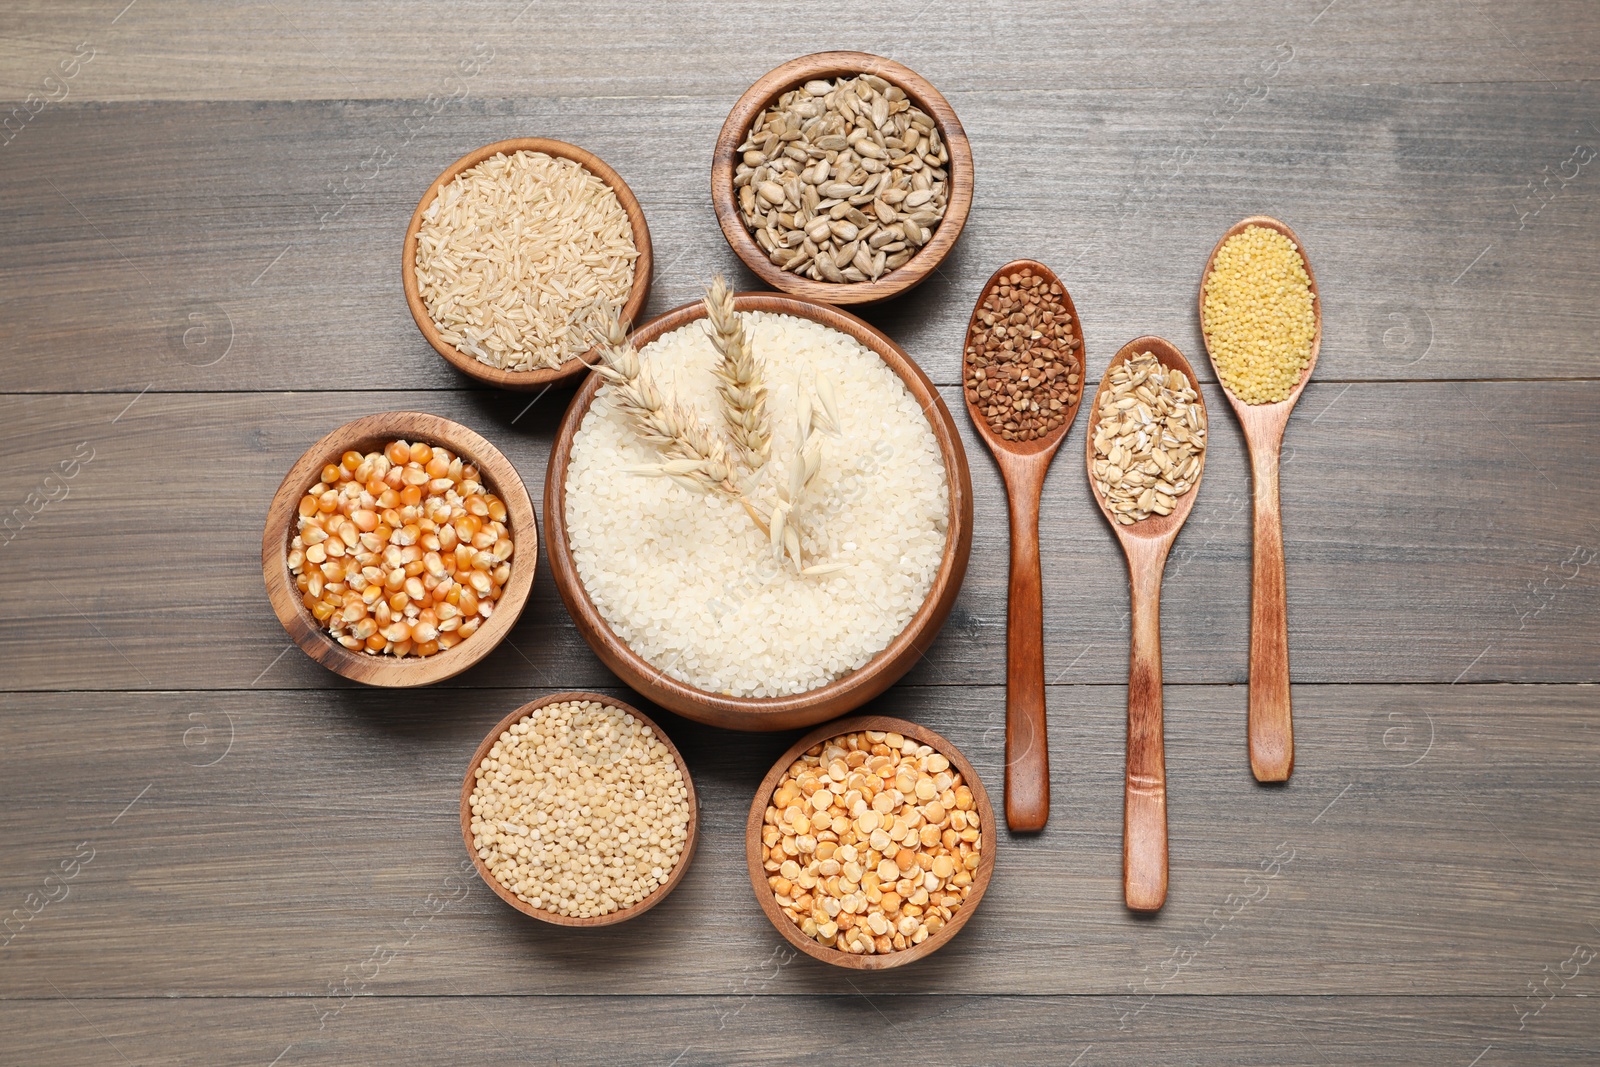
(1, 684, 1596, 997)
(4, 996, 1596, 1067)
(3, 84, 1598, 394)
(2, 1, 1598, 1063)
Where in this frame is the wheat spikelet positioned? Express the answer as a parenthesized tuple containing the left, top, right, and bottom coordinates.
(703, 276, 770, 469)
(579, 293, 871, 570)
(591, 343, 738, 494)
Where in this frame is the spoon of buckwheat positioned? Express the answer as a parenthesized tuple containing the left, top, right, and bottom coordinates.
(960, 260, 1086, 833)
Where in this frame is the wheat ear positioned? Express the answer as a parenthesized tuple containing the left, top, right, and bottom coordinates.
(587, 336, 772, 538)
(703, 276, 770, 470)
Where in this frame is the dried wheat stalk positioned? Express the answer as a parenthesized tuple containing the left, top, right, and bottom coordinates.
(584, 285, 853, 575)
(769, 387, 834, 572)
(588, 328, 772, 538)
(703, 276, 770, 470)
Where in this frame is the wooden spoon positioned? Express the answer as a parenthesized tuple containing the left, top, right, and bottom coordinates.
(1197, 216, 1322, 783)
(960, 260, 1087, 832)
(1085, 337, 1209, 912)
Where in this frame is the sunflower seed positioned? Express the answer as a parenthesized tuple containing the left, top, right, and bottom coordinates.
(733, 72, 951, 284)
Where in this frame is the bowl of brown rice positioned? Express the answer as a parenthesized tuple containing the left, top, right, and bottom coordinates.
(403, 138, 653, 390)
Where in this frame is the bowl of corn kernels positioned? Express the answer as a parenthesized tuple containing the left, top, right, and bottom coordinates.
(745, 715, 995, 969)
(262, 411, 538, 687)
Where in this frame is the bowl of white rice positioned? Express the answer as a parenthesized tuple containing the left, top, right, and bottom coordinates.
(546, 293, 972, 731)
(403, 137, 653, 390)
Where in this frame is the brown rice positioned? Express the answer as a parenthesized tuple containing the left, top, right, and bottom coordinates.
(414, 150, 638, 372)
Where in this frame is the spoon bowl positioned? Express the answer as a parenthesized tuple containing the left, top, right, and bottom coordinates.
(1084, 336, 1208, 911)
(1201, 216, 1323, 417)
(1084, 339, 1209, 543)
(1198, 215, 1322, 782)
(962, 261, 1086, 457)
(961, 260, 1086, 832)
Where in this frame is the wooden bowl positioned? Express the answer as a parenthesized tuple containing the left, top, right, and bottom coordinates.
(461, 691, 698, 926)
(262, 411, 538, 687)
(544, 293, 974, 731)
(402, 137, 654, 390)
(711, 52, 974, 306)
(744, 715, 996, 969)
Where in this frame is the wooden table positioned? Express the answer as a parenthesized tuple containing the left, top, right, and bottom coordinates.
(3, 2, 1597, 1063)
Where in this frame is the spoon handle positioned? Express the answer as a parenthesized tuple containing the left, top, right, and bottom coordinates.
(1124, 548, 1168, 912)
(1003, 459, 1050, 832)
(1247, 440, 1294, 782)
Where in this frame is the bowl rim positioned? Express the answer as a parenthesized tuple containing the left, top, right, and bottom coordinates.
(402, 137, 655, 390)
(460, 690, 700, 927)
(261, 411, 538, 687)
(543, 292, 974, 731)
(711, 51, 974, 306)
(743, 714, 996, 969)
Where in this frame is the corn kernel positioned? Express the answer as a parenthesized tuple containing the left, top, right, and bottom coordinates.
(286, 437, 514, 659)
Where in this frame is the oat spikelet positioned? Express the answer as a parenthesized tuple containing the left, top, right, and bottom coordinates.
(703, 276, 770, 470)
(814, 375, 842, 436)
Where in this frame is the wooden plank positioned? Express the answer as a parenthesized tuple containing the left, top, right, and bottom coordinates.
(0, 382, 1594, 691)
(2, 0, 1596, 100)
(2, 83, 1597, 394)
(2, 994, 1593, 1066)
(2, 684, 1596, 997)
(1, 3, 1596, 1063)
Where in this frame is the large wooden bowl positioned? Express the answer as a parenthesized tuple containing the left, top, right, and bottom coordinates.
(460, 691, 699, 927)
(745, 715, 996, 969)
(544, 293, 974, 731)
(262, 411, 538, 687)
(402, 137, 654, 390)
(711, 52, 974, 306)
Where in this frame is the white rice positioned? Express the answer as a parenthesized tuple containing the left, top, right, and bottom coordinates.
(564, 311, 949, 698)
